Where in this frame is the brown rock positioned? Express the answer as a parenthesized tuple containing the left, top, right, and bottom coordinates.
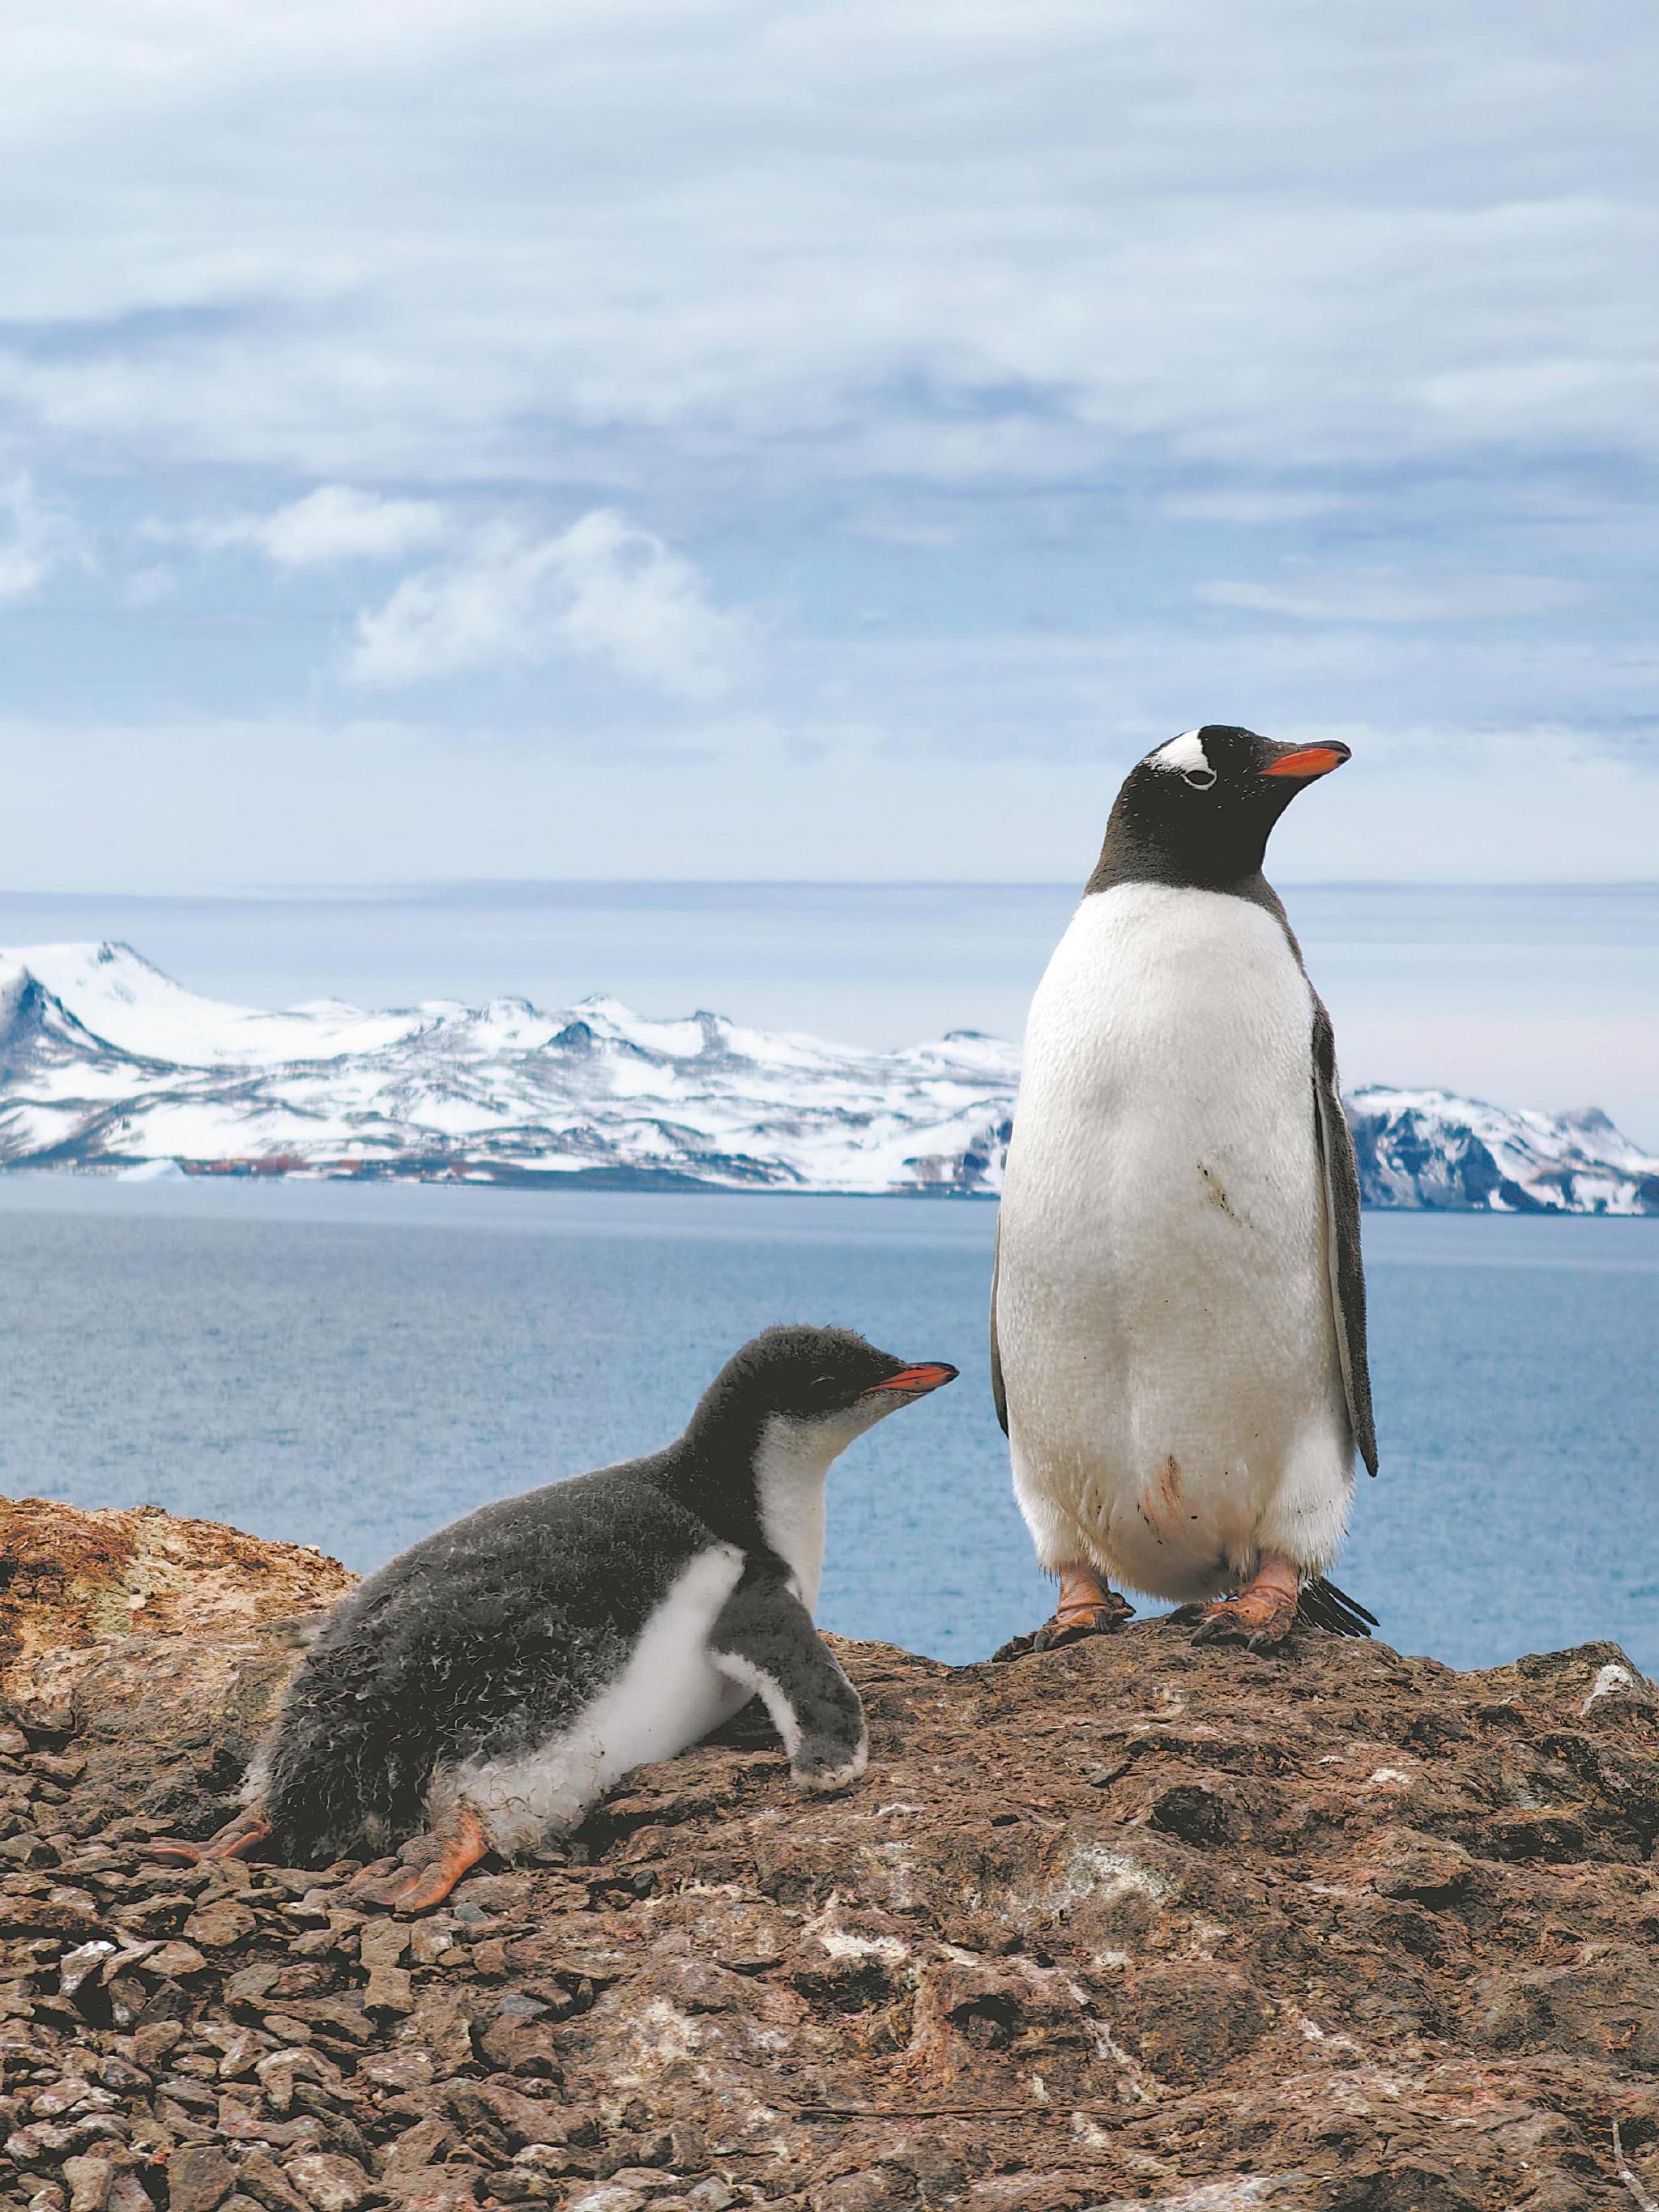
(133, 2018, 186, 2069)
(406, 1919, 463, 1969)
(1109, 1960, 1276, 2086)
(282, 2150, 369, 2212)
(361, 1963, 414, 2015)
(1368, 1828, 1479, 1906)
(357, 1918, 408, 1971)
(472, 2081, 570, 2149)
(0, 1497, 348, 1675)
(224, 1965, 284, 2006)
(474, 2001, 561, 2078)
(398, 1989, 477, 2072)
(144, 1940, 209, 1979)
(358, 2048, 433, 2093)
(1473, 1949, 1659, 2070)
(234, 2154, 313, 2212)
(36, 1748, 89, 1783)
(255, 2048, 319, 2116)
(386, 2170, 482, 2210)
(380, 2113, 457, 2176)
(167, 2144, 240, 2212)
(62, 2157, 114, 2212)
(186, 1899, 258, 1950)
(0, 1501, 348, 1847)
(202, 2022, 269, 2078)
(276, 1995, 375, 2044)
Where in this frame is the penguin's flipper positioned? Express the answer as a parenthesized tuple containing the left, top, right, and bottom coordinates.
(709, 1571, 868, 1792)
(1311, 993, 1379, 1477)
(989, 1215, 1009, 1438)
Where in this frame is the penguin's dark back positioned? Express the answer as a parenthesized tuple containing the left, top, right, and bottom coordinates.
(260, 1455, 724, 1863)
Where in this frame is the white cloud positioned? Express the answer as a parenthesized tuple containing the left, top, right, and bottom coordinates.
(191, 485, 450, 567)
(0, 475, 88, 601)
(0, 1, 1650, 888)
(0, 4, 1653, 488)
(348, 508, 750, 698)
(1197, 570, 1584, 625)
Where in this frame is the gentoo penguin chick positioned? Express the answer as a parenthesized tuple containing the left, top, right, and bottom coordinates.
(153, 1327, 955, 1909)
(992, 724, 1378, 1656)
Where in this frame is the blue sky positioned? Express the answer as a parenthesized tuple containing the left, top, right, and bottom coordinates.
(2, 0, 1656, 888)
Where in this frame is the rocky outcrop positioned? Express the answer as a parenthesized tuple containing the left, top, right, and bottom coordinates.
(0, 1499, 351, 1688)
(2, 1501, 1658, 2211)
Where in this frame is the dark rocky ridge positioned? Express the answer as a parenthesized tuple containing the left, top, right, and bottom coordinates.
(2, 1499, 1658, 2210)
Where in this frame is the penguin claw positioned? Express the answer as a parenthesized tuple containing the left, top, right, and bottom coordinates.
(145, 1809, 271, 1865)
(1192, 1592, 1297, 1650)
(1039, 1600, 1135, 1649)
(993, 1596, 1135, 1662)
(386, 1868, 463, 1916)
(373, 1808, 490, 1915)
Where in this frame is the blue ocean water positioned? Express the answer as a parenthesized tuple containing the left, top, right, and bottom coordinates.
(0, 1177, 1653, 1677)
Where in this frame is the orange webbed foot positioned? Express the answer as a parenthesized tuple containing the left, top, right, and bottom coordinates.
(1192, 1571, 1300, 1652)
(1191, 1550, 1302, 1652)
(375, 1808, 490, 1916)
(993, 1566, 1135, 1661)
(146, 1807, 272, 1865)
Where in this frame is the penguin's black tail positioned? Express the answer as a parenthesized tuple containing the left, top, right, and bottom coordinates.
(1299, 1576, 1379, 1639)
(259, 1707, 415, 1869)
(258, 1616, 439, 1866)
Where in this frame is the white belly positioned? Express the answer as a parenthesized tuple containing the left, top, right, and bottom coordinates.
(996, 882, 1352, 1600)
(450, 1544, 749, 1853)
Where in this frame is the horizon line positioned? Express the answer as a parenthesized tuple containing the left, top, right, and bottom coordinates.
(0, 876, 1656, 904)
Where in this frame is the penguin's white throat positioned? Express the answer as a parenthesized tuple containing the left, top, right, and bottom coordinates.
(752, 1409, 869, 1612)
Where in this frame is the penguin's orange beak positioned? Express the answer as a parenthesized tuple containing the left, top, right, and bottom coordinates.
(863, 1362, 958, 1397)
(1260, 742, 1351, 780)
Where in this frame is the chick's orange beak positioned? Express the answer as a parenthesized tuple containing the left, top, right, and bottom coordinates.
(1260, 743, 1351, 780)
(864, 1362, 958, 1396)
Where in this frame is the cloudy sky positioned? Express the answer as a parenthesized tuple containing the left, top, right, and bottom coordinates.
(2, 0, 1656, 889)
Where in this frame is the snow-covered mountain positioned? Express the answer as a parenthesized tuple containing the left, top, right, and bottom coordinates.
(1347, 1087, 1659, 1217)
(0, 943, 1017, 1194)
(0, 942, 1653, 1212)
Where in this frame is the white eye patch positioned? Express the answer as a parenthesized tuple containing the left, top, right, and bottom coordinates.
(1150, 729, 1210, 776)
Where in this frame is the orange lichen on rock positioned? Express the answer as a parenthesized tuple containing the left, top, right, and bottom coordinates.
(0, 1495, 352, 1661)
(0, 1495, 352, 1730)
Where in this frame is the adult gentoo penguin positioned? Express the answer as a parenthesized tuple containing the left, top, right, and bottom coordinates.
(992, 724, 1378, 1656)
(153, 1327, 955, 1909)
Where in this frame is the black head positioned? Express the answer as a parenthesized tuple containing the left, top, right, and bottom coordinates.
(689, 1325, 957, 1447)
(665, 1326, 956, 1575)
(1087, 724, 1351, 896)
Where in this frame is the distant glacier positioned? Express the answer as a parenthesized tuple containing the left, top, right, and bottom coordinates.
(0, 942, 1653, 1214)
